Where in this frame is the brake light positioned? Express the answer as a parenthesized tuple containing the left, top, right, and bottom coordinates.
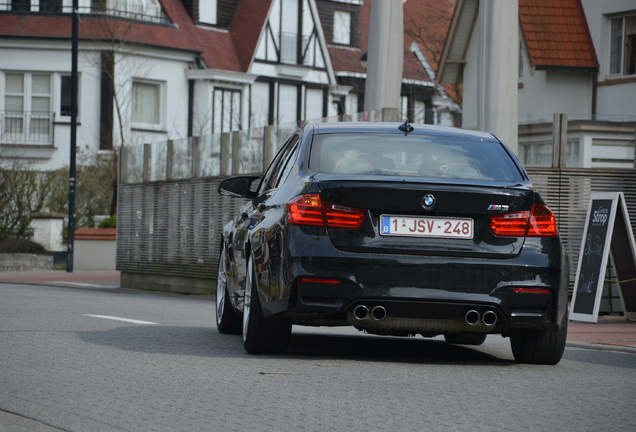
(288, 194, 365, 229)
(490, 203, 557, 237)
(298, 277, 340, 284)
(512, 287, 551, 294)
(288, 194, 323, 225)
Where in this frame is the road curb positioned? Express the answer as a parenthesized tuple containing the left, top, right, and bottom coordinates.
(566, 341, 636, 354)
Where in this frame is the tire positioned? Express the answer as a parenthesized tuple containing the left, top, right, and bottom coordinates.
(242, 257, 291, 354)
(216, 244, 242, 334)
(510, 317, 568, 365)
(444, 332, 487, 345)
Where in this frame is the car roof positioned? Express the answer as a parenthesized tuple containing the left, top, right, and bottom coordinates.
(310, 122, 498, 141)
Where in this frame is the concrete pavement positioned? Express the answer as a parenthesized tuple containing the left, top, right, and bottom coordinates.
(1, 269, 635, 352)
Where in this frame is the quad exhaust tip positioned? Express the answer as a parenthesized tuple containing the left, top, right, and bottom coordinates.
(355, 305, 496, 326)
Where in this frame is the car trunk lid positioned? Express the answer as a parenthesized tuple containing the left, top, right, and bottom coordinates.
(318, 179, 536, 259)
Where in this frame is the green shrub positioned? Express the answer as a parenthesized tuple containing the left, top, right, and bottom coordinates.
(0, 238, 48, 255)
(98, 215, 117, 228)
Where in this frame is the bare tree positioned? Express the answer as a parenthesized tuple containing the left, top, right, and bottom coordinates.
(82, 11, 159, 214)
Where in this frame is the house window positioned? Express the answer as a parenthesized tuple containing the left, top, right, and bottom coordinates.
(40, 0, 63, 12)
(95, 0, 161, 18)
(11, 0, 30, 11)
(333, 10, 351, 45)
(213, 88, 241, 134)
(60, 75, 72, 117)
(610, 14, 636, 76)
(92, 0, 107, 12)
(199, 0, 217, 25)
(520, 142, 552, 167)
(132, 80, 162, 127)
(3, 72, 52, 143)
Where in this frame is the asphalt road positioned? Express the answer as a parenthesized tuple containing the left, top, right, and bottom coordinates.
(1, 283, 635, 432)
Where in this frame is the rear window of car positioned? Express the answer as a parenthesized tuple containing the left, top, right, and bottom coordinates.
(309, 133, 524, 182)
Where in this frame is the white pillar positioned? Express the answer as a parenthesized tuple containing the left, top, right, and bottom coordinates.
(477, 0, 518, 153)
(364, 0, 403, 115)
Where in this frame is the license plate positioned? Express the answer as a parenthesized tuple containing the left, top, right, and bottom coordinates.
(380, 215, 474, 239)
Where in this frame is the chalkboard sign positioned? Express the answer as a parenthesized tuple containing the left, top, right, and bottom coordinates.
(570, 192, 636, 322)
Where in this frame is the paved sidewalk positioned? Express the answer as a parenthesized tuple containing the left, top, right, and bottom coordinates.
(1, 270, 635, 352)
(0, 269, 121, 289)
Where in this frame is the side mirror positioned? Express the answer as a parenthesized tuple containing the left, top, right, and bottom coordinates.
(218, 176, 261, 198)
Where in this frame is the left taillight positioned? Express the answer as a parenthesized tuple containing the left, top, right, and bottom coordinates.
(490, 203, 557, 237)
(288, 194, 365, 229)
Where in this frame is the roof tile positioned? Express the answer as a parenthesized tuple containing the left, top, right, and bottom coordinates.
(519, 0, 598, 69)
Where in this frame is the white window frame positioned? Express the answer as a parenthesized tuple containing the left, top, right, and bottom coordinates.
(131, 79, 164, 130)
(333, 10, 352, 45)
(199, 0, 217, 25)
(2, 71, 54, 144)
(108, 0, 161, 17)
(212, 87, 242, 134)
(609, 13, 636, 77)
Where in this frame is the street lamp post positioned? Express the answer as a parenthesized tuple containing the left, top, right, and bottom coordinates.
(67, 0, 78, 272)
(363, 0, 403, 115)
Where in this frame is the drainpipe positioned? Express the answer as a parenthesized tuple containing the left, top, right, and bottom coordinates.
(591, 71, 598, 120)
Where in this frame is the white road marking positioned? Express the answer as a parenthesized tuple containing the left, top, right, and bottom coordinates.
(54, 282, 105, 288)
(84, 314, 157, 325)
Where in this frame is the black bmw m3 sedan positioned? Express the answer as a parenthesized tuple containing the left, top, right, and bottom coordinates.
(216, 121, 569, 364)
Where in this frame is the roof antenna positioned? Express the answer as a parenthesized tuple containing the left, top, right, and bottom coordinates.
(398, 118, 414, 135)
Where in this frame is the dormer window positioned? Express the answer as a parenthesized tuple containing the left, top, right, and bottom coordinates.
(199, 0, 217, 25)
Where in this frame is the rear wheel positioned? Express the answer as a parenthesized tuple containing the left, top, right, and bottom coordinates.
(444, 332, 487, 345)
(510, 317, 568, 365)
(216, 244, 241, 334)
(242, 257, 291, 354)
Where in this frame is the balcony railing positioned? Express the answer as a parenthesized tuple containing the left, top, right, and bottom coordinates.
(0, 111, 54, 145)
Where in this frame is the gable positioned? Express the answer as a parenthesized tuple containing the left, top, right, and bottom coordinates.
(437, 0, 598, 85)
(227, 0, 273, 72)
(253, 0, 331, 72)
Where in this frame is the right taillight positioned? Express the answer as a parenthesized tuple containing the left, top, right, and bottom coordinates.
(288, 194, 365, 229)
(490, 203, 557, 237)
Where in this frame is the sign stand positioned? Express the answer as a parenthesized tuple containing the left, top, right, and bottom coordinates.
(571, 192, 636, 322)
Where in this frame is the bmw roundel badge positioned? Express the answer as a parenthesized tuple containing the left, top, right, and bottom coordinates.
(422, 194, 436, 209)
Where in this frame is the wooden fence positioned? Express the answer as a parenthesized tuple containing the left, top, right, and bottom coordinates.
(116, 167, 636, 294)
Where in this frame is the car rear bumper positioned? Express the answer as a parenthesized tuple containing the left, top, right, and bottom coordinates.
(257, 235, 569, 334)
